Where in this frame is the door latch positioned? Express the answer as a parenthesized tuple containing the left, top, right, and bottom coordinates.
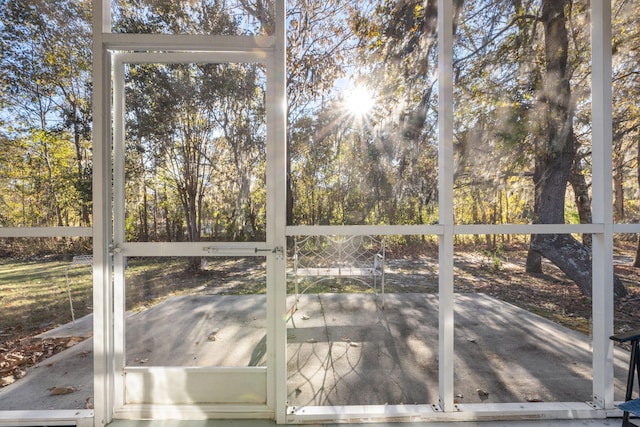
(255, 246, 284, 260)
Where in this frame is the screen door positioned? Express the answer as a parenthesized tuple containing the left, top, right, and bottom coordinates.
(111, 51, 284, 415)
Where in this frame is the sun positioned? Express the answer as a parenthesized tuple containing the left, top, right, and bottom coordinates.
(344, 84, 375, 117)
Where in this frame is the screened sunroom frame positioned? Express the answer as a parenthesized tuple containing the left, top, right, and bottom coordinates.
(0, 0, 630, 426)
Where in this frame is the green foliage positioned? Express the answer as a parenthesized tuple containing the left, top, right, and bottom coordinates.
(113, 0, 240, 34)
(565, 207, 581, 225)
(3, 0, 640, 238)
(123, 59, 267, 242)
(0, 0, 92, 226)
(482, 243, 505, 272)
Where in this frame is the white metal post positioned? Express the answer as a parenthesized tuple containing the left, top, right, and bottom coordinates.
(92, 0, 114, 424)
(271, 0, 288, 424)
(111, 54, 127, 412)
(591, 0, 615, 410)
(438, 0, 455, 413)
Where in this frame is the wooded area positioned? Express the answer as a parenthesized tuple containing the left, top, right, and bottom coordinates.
(1, 0, 640, 297)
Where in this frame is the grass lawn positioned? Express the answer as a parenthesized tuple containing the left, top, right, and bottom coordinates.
(2, 243, 640, 346)
(0, 258, 93, 337)
(0, 256, 269, 342)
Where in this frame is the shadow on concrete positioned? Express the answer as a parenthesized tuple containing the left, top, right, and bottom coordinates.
(0, 293, 630, 412)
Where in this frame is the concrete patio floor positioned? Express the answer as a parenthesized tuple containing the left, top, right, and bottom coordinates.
(0, 292, 633, 424)
(287, 293, 630, 407)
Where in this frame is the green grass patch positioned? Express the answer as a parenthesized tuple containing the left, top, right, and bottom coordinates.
(0, 257, 269, 340)
(0, 259, 92, 336)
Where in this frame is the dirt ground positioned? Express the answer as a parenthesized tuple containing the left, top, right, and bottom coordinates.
(387, 241, 640, 336)
(3, 242, 640, 388)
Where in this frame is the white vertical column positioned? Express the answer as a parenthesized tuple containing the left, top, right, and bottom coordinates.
(438, 0, 455, 413)
(92, 0, 114, 424)
(591, 0, 614, 410)
(111, 55, 127, 411)
(270, 0, 288, 423)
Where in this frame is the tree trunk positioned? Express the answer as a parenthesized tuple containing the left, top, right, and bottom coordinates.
(141, 185, 149, 241)
(531, 233, 627, 298)
(525, 0, 627, 298)
(634, 236, 640, 268)
(613, 152, 625, 222)
(525, 248, 542, 273)
(569, 156, 592, 247)
(287, 127, 295, 227)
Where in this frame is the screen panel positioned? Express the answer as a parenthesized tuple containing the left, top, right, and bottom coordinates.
(0, 237, 93, 411)
(286, 234, 439, 406)
(122, 61, 267, 243)
(124, 256, 267, 368)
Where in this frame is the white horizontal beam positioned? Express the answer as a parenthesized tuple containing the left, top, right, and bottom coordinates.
(287, 402, 603, 424)
(114, 50, 269, 64)
(287, 225, 444, 236)
(287, 223, 605, 236)
(454, 223, 604, 235)
(287, 403, 437, 423)
(613, 224, 640, 233)
(103, 33, 274, 52)
(114, 403, 273, 420)
(0, 409, 94, 427)
(0, 224, 613, 241)
(0, 227, 92, 238)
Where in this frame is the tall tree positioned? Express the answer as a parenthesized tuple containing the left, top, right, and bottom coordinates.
(355, 0, 628, 297)
(0, 0, 92, 227)
(116, 1, 267, 253)
(610, 0, 640, 267)
(125, 62, 265, 238)
(245, 0, 360, 225)
(352, 0, 445, 225)
(523, 0, 626, 297)
(208, 64, 267, 240)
